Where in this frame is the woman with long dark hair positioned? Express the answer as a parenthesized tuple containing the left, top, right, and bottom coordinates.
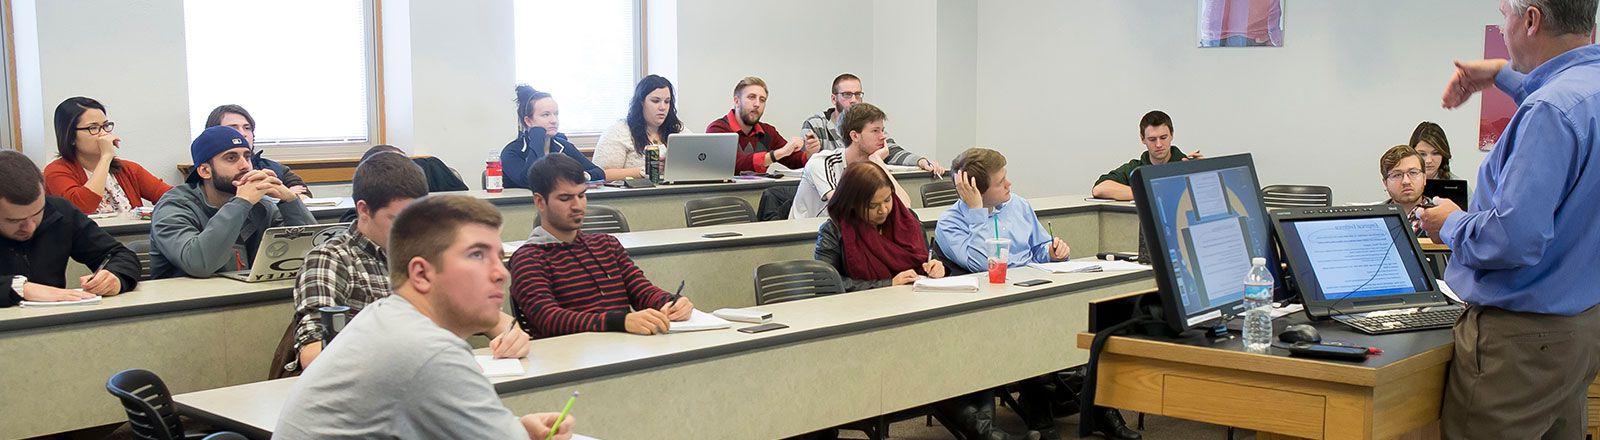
(1409, 121, 1455, 179)
(43, 97, 172, 214)
(592, 75, 690, 180)
(500, 85, 604, 188)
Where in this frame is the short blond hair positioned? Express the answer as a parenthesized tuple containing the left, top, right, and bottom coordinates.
(734, 76, 767, 96)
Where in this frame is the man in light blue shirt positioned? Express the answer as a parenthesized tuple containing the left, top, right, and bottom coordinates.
(935, 147, 1142, 440)
(1422, 0, 1600, 437)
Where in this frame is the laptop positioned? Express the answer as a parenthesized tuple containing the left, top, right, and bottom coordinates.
(1269, 205, 1462, 334)
(660, 133, 736, 185)
(220, 223, 350, 283)
(1424, 179, 1469, 209)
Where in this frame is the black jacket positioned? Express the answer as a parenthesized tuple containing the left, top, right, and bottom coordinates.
(2, 196, 140, 307)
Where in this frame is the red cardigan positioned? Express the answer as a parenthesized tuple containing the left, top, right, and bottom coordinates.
(44, 158, 173, 213)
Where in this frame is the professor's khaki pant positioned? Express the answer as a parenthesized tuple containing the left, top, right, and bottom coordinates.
(1442, 304, 1600, 439)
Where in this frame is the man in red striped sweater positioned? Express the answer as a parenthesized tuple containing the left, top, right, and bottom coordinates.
(510, 154, 695, 338)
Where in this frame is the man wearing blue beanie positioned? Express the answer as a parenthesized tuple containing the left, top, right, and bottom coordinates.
(148, 125, 315, 278)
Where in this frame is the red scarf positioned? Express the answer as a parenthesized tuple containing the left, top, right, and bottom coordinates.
(839, 196, 928, 280)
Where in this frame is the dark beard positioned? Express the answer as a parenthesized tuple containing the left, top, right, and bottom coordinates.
(740, 112, 761, 127)
(209, 175, 238, 195)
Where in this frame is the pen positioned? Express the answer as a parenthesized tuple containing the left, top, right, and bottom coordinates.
(1047, 221, 1055, 240)
(544, 391, 579, 440)
(668, 280, 685, 304)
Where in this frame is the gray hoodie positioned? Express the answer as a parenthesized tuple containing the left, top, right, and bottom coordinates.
(149, 183, 316, 278)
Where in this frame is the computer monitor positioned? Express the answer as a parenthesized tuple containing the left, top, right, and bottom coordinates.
(1269, 205, 1448, 318)
(1129, 154, 1279, 332)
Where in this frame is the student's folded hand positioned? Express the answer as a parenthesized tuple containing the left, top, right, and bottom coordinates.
(1049, 237, 1072, 261)
(892, 270, 920, 286)
(489, 326, 531, 359)
(22, 283, 97, 302)
(923, 260, 946, 279)
(522, 412, 575, 440)
(624, 309, 671, 335)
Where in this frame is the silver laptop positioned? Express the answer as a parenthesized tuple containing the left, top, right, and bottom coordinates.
(661, 133, 736, 185)
(221, 223, 350, 282)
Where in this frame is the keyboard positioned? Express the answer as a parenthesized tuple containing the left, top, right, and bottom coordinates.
(1333, 305, 1465, 334)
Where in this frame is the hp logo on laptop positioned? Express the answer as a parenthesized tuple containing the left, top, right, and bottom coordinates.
(697, 153, 708, 162)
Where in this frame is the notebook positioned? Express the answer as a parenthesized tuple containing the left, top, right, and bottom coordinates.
(1093, 260, 1150, 272)
(668, 309, 734, 333)
(1027, 261, 1103, 273)
(474, 355, 526, 378)
(20, 295, 101, 307)
(913, 276, 980, 293)
(302, 197, 345, 207)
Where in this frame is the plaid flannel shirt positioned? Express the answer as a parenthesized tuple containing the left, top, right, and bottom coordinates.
(291, 223, 391, 350)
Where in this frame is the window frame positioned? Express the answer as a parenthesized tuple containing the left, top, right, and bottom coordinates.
(184, 0, 386, 161)
(1, 0, 20, 151)
(516, 0, 647, 149)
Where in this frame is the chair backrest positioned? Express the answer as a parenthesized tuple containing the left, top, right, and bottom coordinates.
(582, 204, 630, 234)
(921, 180, 959, 208)
(928, 235, 971, 276)
(754, 260, 846, 305)
(757, 186, 798, 222)
(106, 369, 183, 440)
(1261, 185, 1333, 209)
(126, 240, 153, 281)
(685, 196, 756, 228)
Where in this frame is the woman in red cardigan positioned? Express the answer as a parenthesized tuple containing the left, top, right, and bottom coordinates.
(43, 97, 172, 214)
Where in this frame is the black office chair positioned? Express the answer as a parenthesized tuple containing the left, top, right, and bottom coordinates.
(757, 186, 798, 221)
(685, 196, 756, 228)
(126, 240, 154, 281)
(928, 235, 971, 277)
(753, 260, 845, 305)
(1261, 185, 1333, 209)
(921, 180, 959, 208)
(106, 369, 242, 440)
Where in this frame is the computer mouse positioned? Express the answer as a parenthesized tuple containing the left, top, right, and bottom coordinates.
(1278, 324, 1322, 344)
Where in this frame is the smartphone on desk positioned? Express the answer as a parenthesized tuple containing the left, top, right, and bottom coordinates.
(738, 323, 788, 334)
(702, 232, 742, 238)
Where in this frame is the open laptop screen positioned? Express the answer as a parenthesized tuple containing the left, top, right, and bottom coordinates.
(1275, 210, 1437, 313)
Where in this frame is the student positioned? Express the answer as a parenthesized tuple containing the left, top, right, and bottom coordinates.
(800, 74, 945, 175)
(1377, 145, 1427, 231)
(148, 126, 315, 279)
(938, 147, 1070, 271)
(502, 85, 604, 188)
(275, 195, 575, 440)
(43, 97, 172, 214)
(1, 151, 140, 307)
(815, 162, 946, 290)
(791, 103, 911, 219)
(706, 76, 820, 174)
(1090, 111, 1204, 201)
(1409, 121, 1456, 179)
(360, 144, 470, 193)
(289, 153, 529, 374)
(510, 154, 694, 338)
(205, 104, 311, 198)
(592, 75, 691, 181)
(937, 149, 1138, 439)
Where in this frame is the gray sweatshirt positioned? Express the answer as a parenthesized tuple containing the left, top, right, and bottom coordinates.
(148, 183, 316, 278)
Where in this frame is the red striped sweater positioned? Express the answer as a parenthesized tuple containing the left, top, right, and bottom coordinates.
(510, 229, 671, 338)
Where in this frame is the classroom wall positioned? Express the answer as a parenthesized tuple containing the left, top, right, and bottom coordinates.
(974, 1, 1508, 203)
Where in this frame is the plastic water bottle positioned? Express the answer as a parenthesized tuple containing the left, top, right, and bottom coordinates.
(1242, 257, 1274, 353)
(484, 149, 504, 193)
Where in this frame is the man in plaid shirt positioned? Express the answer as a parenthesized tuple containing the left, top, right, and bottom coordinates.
(799, 73, 945, 176)
(287, 152, 530, 372)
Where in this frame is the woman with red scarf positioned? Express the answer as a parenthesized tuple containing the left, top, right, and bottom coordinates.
(811, 162, 1036, 440)
(814, 162, 944, 291)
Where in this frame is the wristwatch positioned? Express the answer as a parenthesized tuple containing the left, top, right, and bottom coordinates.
(11, 275, 26, 300)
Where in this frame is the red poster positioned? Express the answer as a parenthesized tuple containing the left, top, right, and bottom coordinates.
(1479, 25, 1515, 152)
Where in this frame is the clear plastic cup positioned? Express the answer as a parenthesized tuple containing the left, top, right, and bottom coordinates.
(985, 238, 1011, 284)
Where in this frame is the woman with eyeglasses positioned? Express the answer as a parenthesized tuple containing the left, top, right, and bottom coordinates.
(44, 97, 172, 214)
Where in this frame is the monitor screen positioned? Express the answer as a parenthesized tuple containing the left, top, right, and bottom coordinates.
(1276, 215, 1433, 304)
(1132, 154, 1277, 330)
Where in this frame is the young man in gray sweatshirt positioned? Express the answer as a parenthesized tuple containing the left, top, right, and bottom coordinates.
(149, 125, 315, 279)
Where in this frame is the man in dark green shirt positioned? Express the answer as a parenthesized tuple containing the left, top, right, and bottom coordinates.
(1091, 111, 1203, 200)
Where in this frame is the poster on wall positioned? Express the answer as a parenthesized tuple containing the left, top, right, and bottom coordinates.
(1199, 0, 1284, 47)
(1479, 25, 1597, 151)
(1479, 25, 1516, 152)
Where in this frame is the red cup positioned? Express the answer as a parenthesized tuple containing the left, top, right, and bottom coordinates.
(988, 258, 1008, 284)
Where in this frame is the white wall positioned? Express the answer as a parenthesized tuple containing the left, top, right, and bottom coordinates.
(393, 0, 516, 189)
(975, 0, 1505, 203)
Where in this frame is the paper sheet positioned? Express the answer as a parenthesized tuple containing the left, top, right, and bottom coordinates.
(474, 355, 525, 378)
(20, 294, 101, 307)
(668, 309, 734, 333)
(1027, 261, 1102, 273)
(913, 276, 980, 293)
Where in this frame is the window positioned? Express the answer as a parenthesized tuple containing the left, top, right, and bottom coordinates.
(0, 0, 16, 150)
(513, 0, 641, 136)
(183, 0, 378, 151)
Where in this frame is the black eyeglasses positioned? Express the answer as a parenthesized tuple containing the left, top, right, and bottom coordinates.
(75, 121, 116, 135)
(835, 92, 865, 99)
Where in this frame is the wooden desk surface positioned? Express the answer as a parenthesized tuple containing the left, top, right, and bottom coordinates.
(176, 268, 1156, 439)
(1078, 312, 1453, 439)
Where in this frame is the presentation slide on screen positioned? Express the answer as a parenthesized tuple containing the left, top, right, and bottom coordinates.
(1187, 216, 1251, 302)
(1295, 218, 1414, 298)
(1188, 171, 1230, 220)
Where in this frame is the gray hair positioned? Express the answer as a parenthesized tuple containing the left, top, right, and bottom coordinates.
(1509, 0, 1598, 36)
